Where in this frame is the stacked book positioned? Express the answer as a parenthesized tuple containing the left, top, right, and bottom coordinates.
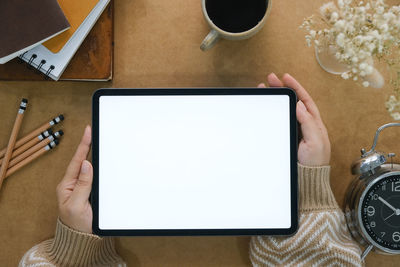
(0, 0, 113, 81)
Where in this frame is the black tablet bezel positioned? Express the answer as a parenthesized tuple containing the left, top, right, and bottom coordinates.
(92, 88, 298, 236)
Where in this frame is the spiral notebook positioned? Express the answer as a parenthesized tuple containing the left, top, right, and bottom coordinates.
(43, 0, 98, 53)
(19, 0, 110, 81)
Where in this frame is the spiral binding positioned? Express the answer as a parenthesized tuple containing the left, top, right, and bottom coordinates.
(27, 54, 37, 69)
(18, 53, 55, 79)
(37, 60, 46, 72)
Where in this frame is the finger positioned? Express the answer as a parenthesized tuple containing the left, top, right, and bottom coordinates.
(297, 101, 320, 142)
(258, 83, 266, 88)
(62, 125, 92, 183)
(282, 73, 321, 119)
(267, 73, 284, 87)
(70, 160, 93, 204)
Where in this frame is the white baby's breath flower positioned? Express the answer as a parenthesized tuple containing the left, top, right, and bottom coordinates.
(364, 35, 374, 42)
(341, 72, 350, 79)
(386, 97, 396, 112)
(390, 111, 400, 120)
(301, 0, 400, 115)
(336, 32, 346, 47)
(346, 47, 355, 56)
(367, 43, 376, 52)
(366, 65, 374, 74)
(334, 20, 346, 29)
(362, 81, 370, 87)
(331, 12, 339, 22)
(354, 35, 364, 45)
(380, 23, 389, 32)
(320, 2, 338, 20)
(383, 12, 395, 21)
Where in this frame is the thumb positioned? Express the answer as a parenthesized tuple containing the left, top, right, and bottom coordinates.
(70, 160, 93, 205)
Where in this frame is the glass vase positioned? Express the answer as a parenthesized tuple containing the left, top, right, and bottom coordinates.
(315, 45, 349, 74)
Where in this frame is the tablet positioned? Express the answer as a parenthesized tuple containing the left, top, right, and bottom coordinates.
(92, 88, 298, 236)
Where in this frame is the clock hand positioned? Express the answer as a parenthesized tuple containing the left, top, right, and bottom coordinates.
(384, 212, 396, 221)
(378, 196, 397, 213)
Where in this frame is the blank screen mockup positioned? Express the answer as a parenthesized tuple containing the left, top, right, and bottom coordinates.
(98, 95, 292, 230)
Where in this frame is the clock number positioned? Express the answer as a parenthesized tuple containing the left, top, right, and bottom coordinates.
(392, 181, 400, 192)
(372, 194, 379, 200)
(381, 232, 386, 237)
(382, 184, 386, 191)
(367, 206, 375, 216)
(393, 232, 400, 242)
(370, 221, 376, 227)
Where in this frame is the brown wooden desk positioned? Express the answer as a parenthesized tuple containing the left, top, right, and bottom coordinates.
(1, 0, 400, 265)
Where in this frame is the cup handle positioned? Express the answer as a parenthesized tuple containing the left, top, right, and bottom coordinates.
(200, 29, 220, 51)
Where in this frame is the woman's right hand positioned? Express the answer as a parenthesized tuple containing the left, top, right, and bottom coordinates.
(259, 73, 331, 166)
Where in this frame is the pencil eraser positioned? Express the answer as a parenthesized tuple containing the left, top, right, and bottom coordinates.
(59, 114, 64, 121)
(58, 130, 64, 136)
(54, 139, 60, 145)
(19, 98, 28, 109)
(48, 129, 53, 135)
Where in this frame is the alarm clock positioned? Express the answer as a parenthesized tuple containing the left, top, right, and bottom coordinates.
(345, 123, 400, 260)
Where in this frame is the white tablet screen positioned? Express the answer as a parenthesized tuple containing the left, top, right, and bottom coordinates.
(98, 94, 293, 231)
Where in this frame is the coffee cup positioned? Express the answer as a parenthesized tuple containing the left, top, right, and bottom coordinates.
(200, 0, 272, 51)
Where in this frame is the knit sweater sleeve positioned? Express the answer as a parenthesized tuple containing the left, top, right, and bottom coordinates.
(249, 163, 363, 266)
(19, 218, 126, 267)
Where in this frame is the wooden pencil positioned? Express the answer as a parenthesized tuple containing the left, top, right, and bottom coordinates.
(5, 139, 59, 179)
(0, 99, 28, 189)
(0, 114, 64, 159)
(0, 129, 52, 165)
(6, 130, 63, 168)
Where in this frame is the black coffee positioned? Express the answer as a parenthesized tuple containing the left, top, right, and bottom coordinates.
(206, 0, 268, 33)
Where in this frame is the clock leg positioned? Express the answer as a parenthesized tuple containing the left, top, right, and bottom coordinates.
(361, 244, 374, 260)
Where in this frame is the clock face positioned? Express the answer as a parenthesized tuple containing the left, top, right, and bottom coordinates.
(360, 174, 400, 252)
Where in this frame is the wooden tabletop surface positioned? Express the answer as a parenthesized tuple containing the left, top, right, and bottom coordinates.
(1, 0, 400, 265)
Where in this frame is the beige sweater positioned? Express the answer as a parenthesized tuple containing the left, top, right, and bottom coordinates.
(250, 164, 363, 266)
(20, 164, 363, 267)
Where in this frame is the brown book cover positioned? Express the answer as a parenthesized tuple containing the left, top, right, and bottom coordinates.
(0, 1, 113, 81)
(0, 0, 70, 64)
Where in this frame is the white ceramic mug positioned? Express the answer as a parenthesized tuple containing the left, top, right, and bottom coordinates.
(200, 0, 272, 51)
